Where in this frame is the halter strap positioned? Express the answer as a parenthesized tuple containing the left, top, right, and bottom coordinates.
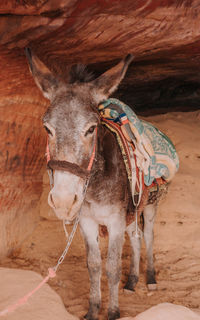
(46, 127, 97, 178)
(87, 127, 97, 171)
(47, 160, 90, 178)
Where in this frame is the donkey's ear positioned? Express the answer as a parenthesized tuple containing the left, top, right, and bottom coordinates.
(25, 48, 59, 100)
(92, 54, 134, 99)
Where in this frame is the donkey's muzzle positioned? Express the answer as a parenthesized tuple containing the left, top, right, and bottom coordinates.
(47, 160, 90, 179)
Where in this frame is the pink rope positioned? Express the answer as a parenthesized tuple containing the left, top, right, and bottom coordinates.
(0, 268, 56, 317)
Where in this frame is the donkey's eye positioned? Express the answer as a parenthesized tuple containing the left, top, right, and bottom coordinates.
(44, 125, 53, 136)
(85, 125, 96, 136)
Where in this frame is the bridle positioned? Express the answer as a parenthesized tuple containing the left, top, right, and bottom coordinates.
(46, 127, 98, 188)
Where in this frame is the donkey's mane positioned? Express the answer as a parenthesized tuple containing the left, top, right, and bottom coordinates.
(69, 64, 95, 84)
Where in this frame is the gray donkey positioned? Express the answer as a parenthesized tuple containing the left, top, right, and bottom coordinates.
(26, 49, 164, 320)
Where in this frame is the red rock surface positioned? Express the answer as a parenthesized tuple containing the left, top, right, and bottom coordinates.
(0, 48, 48, 256)
(0, 0, 200, 256)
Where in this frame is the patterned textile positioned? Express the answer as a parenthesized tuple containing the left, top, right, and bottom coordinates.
(98, 98, 179, 187)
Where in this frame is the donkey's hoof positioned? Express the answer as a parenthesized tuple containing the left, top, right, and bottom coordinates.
(147, 283, 157, 291)
(124, 274, 138, 292)
(108, 308, 120, 320)
(123, 283, 135, 293)
(147, 269, 156, 286)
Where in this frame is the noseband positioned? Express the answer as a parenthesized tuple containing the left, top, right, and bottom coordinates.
(46, 127, 97, 180)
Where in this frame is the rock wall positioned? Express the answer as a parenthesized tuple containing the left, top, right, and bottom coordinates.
(0, 48, 48, 257)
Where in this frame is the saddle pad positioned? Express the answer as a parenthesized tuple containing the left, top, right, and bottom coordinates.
(99, 98, 179, 186)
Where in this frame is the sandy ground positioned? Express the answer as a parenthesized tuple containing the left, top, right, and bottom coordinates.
(1, 110, 200, 319)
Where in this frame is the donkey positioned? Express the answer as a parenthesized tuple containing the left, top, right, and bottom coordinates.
(26, 49, 163, 320)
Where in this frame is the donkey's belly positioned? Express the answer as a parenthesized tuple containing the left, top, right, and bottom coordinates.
(82, 201, 126, 227)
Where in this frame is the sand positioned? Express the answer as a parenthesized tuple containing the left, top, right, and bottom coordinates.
(0, 110, 200, 319)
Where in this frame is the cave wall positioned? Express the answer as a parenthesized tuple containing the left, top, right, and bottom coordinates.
(0, 48, 48, 257)
(0, 0, 200, 257)
(1, 0, 200, 112)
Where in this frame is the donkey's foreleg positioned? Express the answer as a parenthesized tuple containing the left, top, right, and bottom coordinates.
(143, 203, 157, 290)
(80, 218, 101, 320)
(125, 221, 142, 291)
(106, 215, 125, 320)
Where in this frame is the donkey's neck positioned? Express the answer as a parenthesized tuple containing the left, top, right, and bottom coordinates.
(86, 124, 128, 205)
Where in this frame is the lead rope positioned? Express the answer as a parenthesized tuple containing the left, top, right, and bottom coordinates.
(53, 177, 90, 272)
(0, 178, 90, 317)
(0, 129, 97, 317)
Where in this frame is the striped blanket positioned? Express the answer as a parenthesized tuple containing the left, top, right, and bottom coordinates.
(98, 98, 179, 187)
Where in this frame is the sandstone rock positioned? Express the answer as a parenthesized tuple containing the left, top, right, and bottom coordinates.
(121, 303, 200, 320)
(0, 48, 48, 257)
(0, 267, 78, 320)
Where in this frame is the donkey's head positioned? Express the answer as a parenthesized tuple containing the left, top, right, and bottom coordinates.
(26, 48, 133, 221)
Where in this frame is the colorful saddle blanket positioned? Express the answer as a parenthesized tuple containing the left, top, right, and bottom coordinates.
(98, 98, 179, 187)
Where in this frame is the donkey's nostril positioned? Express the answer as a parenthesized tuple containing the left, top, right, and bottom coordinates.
(48, 192, 77, 211)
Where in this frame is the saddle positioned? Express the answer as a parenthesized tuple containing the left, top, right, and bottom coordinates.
(98, 99, 179, 236)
